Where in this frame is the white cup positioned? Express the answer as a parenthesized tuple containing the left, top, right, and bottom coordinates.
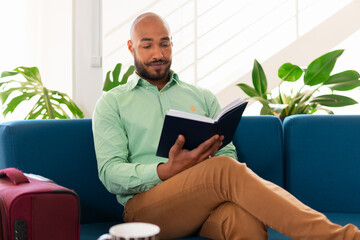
(97, 222, 160, 240)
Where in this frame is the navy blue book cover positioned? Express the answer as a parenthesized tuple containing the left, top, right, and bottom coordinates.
(156, 99, 247, 158)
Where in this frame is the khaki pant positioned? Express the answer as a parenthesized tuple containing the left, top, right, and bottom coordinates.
(124, 156, 360, 240)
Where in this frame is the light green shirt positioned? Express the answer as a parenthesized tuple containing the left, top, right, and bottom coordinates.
(92, 71, 237, 206)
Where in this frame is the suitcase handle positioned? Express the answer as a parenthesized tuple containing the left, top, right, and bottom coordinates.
(0, 168, 29, 185)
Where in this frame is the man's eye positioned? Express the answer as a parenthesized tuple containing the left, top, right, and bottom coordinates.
(142, 45, 151, 49)
(161, 43, 170, 47)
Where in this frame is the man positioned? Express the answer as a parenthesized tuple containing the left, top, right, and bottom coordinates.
(93, 12, 360, 239)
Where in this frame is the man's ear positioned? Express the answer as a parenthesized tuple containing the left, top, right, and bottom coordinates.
(127, 40, 134, 56)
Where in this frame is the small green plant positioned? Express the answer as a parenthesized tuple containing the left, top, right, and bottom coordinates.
(103, 63, 135, 91)
(0, 66, 84, 119)
(237, 49, 360, 119)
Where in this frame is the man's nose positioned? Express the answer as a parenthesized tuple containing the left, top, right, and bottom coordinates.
(152, 46, 164, 59)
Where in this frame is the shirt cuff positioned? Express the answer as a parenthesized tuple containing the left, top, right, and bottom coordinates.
(139, 162, 163, 192)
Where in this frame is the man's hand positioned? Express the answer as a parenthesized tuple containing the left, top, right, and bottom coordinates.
(157, 134, 224, 181)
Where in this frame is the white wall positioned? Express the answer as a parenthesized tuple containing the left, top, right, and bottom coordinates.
(217, 0, 360, 115)
(1, 0, 359, 120)
(72, 0, 103, 118)
(102, 0, 360, 116)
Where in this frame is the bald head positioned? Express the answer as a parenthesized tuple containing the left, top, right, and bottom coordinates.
(127, 13, 173, 87)
(130, 12, 170, 41)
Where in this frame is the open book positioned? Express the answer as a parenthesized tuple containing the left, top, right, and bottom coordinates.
(156, 98, 248, 158)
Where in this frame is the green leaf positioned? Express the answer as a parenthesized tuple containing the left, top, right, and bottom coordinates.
(252, 96, 272, 106)
(278, 63, 303, 82)
(0, 80, 37, 90)
(324, 70, 360, 91)
(49, 91, 84, 118)
(1, 66, 83, 119)
(112, 63, 122, 85)
(329, 80, 360, 91)
(0, 88, 37, 104)
(26, 108, 44, 119)
(293, 89, 316, 105)
(237, 83, 259, 97)
(325, 70, 360, 84)
(26, 98, 44, 119)
(103, 71, 113, 91)
(25, 67, 41, 82)
(293, 103, 313, 115)
(103, 64, 135, 92)
(0, 87, 20, 103)
(315, 106, 334, 114)
(260, 105, 274, 115)
(311, 94, 357, 107)
(252, 59, 267, 96)
(120, 65, 135, 85)
(2, 93, 37, 117)
(42, 87, 55, 119)
(13, 66, 42, 84)
(52, 107, 70, 119)
(1, 71, 18, 78)
(304, 49, 344, 86)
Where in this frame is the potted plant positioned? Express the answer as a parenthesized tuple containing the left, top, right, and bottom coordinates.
(0, 66, 84, 119)
(237, 49, 360, 120)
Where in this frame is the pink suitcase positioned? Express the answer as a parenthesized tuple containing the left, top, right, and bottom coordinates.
(0, 168, 80, 240)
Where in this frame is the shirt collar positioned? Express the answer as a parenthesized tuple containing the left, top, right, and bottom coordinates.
(127, 70, 180, 90)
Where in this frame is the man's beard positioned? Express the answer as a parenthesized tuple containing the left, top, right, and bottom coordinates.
(134, 52, 171, 81)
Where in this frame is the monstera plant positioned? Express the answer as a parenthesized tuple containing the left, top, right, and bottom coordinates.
(103, 63, 135, 92)
(0, 66, 84, 119)
(237, 49, 360, 119)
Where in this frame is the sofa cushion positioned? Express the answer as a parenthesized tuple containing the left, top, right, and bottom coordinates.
(268, 212, 360, 240)
(0, 119, 123, 224)
(326, 212, 360, 228)
(268, 228, 292, 240)
(81, 221, 118, 240)
(283, 115, 360, 213)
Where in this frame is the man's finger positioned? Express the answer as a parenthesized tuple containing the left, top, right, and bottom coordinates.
(169, 135, 185, 156)
(199, 135, 224, 159)
(193, 134, 220, 157)
(198, 135, 219, 152)
(200, 140, 222, 160)
(210, 139, 223, 157)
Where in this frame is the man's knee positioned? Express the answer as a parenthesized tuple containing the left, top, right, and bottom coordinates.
(199, 202, 268, 240)
(204, 156, 247, 173)
(214, 202, 239, 220)
(188, 156, 250, 190)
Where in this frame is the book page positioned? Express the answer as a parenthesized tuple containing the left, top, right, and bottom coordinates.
(215, 98, 246, 122)
(167, 110, 215, 124)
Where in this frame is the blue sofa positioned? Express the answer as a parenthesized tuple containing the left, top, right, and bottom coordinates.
(0, 115, 359, 240)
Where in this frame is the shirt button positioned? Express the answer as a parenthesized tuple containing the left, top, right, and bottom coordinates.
(160, 92, 163, 95)
(146, 87, 149, 90)
(166, 110, 169, 114)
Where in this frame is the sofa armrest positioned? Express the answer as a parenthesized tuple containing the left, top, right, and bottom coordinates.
(0, 119, 123, 223)
(233, 116, 284, 187)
